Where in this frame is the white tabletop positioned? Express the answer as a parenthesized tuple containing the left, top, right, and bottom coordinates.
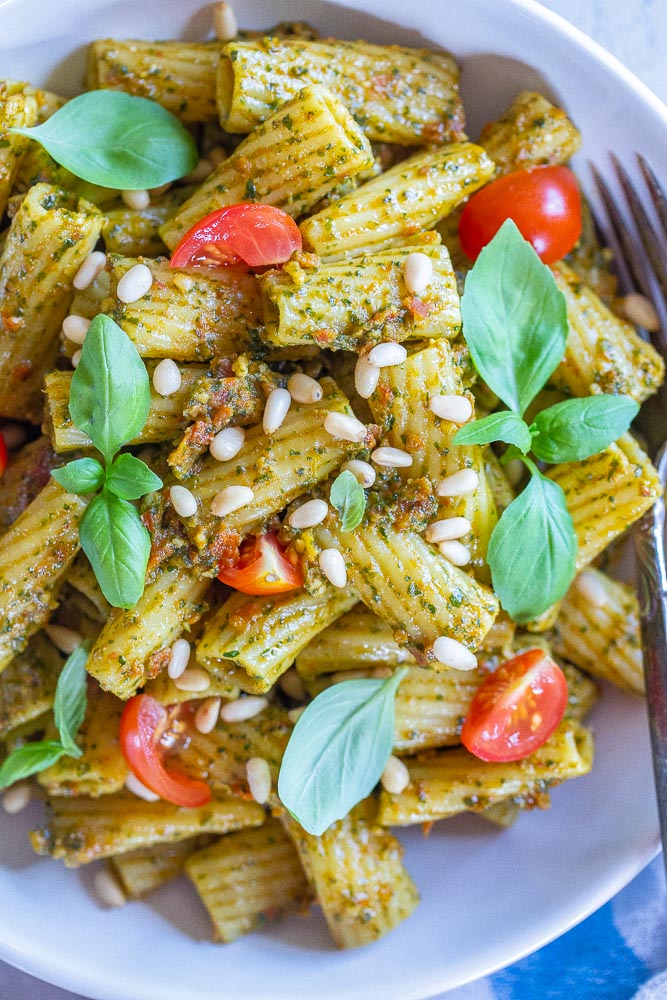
(1, 1, 666, 998)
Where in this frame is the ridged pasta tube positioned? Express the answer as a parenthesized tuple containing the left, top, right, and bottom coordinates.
(479, 91, 581, 175)
(0, 634, 63, 738)
(0, 89, 38, 215)
(112, 839, 207, 899)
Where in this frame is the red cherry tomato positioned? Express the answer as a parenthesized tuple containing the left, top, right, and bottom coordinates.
(170, 203, 302, 270)
(218, 531, 302, 595)
(458, 166, 582, 264)
(119, 694, 211, 808)
(461, 648, 568, 762)
(0, 433, 6, 478)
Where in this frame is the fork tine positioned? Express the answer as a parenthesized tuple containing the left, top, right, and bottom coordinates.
(638, 153, 667, 237)
(611, 154, 667, 307)
(589, 161, 652, 297)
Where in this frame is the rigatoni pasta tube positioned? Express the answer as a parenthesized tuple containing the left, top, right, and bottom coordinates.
(86, 561, 210, 700)
(0, 89, 38, 216)
(0, 435, 62, 532)
(185, 820, 311, 943)
(160, 85, 374, 250)
(281, 797, 419, 948)
(196, 586, 358, 694)
(301, 143, 494, 260)
(0, 481, 87, 672)
(112, 839, 209, 899)
(101, 186, 194, 257)
(479, 91, 581, 176)
(216, 36, 464, 146)
(87, 39, 219, 122)
(0, 634, 63, 738)
(259, 241, 461, 351)
(377, 720, 593, 826)
(0, 184, 102, 421)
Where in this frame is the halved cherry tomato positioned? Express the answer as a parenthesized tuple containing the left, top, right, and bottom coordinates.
(119, 694, 211, 808)
(0, 433, 6, 478)
(458, 165, 582, 264)
(170, 203, 302, 270)
(218, 531, 302, 595)
(461, 648, 568, 762)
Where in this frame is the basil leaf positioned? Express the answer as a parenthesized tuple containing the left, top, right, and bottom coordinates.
(530, 394, 639, 463)
(278, 668, 408, 836)
(106, 453, 163, 500)
(69, 315, 151, 465)
(53, 643, 90, 757)
(487, 466, 577, 623)
(454, 411, 532, 453)
(329, 470, 366, 531)
(0, 741, 68, 790)
(79, 490, 151, 608)
(11, 91, 197, 189)
(461, 220, 568, 415)
(51, 458, 105, 495)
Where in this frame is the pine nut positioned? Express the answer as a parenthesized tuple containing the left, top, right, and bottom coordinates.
(319, 547, 347, 588)
(174, 667, 210, 693)
(73, 250, 107, 291)
(184, 158, 214, 184)
(324, 411, 367, 442)
(575, 569, 608, 608)
(211, 485, 254, 518)
(117, 263, 153, 304)
(288, 498, 328, 529)
(125, 771, 160, 802)
(381, 755, 410, 795)
(279, 668, 306, 701)
(437, 469, 479, 497)
(170, 485, 198, 518)
(246, 756, 271, 804)
(2, 783, 31, 815)
(425, 517, 471, 543)
(195, 697, 221, 734)
(371, 446, 413, 468)
(504, 458, 525, 488)
(263, 387, 291, 434)
(213, 1, 238, 39)
(403, 252, 433, 295)
(372, 666, 394, 679)
(354, 356, 380, 398)
(150, 182, 172, 197)
(429, 394, 473, 423)
(367, 342, 407, 367)
(152, 359, 182, 397)
(288, 706, 306, 723)
(121, 189, 150, 211)
(341, 459, 376, 488)
(71, 349, 82, 369)
(438, 540, 471, 566)
(210, 426, 245, 462)
(287, 373, 323, 404)
(44, 624, 84, 654)
(0, 422, 28, 450)
(432, 636, 477, 671)
(220, 696, 268, 723)
(168, 638, 191, 679)
(623, 292, 660, 332)
(93, 867, 127, 909)
(62, 314, 91, 344)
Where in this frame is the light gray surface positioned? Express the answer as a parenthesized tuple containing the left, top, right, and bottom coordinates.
(0, 1, 665, 998)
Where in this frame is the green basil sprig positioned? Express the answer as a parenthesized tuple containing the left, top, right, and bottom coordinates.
(329, 470, 366, 531)
(278, 668, 408, 836)
(51, 315, 162, 608)
(0, 643, 89, 789)
(10, 91, 197, 189)
(455, 221, 639, 622)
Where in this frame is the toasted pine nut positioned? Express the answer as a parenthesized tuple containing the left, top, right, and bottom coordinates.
(429, 394, 473, 423)
(220, 696, 268, 723)
(425, 517, 471, 543)
(288, 498, 328, 529)
(174, 667, 210, 693)
(125, 771, 159, 802)
(93, 867, 127, 909)
(287, 373, 323, 404)
(341, 459, 376, 488)
(71, 349, 82, 369)
(152, 359, 182, 397)
(279, 668, 306, 701)
(371, 446, 413, 468)
(117, 263, 153, 304)
(168, 638, 191, 679)
(319, 548, 347, 588)
(354, 356, 380, 398)
(183, 158, 214, 184)
(2, 783, 31, 815)
(437, 469, 479, 497)
(44, 624, 84, 654)
(263, 388, 291, 434)
(246, 756, 271, 804)
(403, 252, 433, 295)
(623, 292, 660, 332)
(170, 485, 198, 518)
(287, 706, 306, 723)
(432, 636, 477, 671)
(324, 411, 367, 442)
(367, 342, 407, 367)
(211, 485, 254, 518)
(438, 540, 471, 566)
(210, 426, 245, 462)
(195, 697, 221, 734)
(381, 755, 410, 794)
(73, 251, 106, 291)
(62, 314, 91, 344)
(121, 189, 150, 211)
(213, 1, 238, 39)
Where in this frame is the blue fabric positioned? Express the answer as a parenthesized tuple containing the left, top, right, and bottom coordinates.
(438, 858, 667, 999)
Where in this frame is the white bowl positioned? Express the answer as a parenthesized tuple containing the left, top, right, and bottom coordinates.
(0, 1, 664, 997)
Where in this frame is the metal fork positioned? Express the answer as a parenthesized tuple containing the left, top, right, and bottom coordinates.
(591, 156, 667, 874)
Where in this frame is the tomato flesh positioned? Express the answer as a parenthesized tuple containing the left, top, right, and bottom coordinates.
(0, 433, 6, 478)
(218, 531, 302, 595)
(458, 165, 582, 264)
(461, 648, 568, 762)
(170, 203, 302, 270)
(119, 694, 211, 807)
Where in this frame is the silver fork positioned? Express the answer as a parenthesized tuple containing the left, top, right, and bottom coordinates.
(590, 156, 667, 872)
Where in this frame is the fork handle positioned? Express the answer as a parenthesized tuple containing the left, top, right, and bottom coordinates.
(635, 468, 667, 875)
